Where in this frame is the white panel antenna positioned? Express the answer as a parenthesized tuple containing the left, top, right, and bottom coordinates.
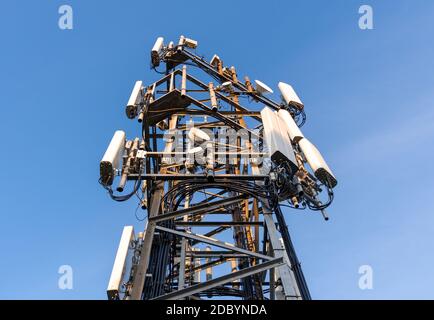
(151, 37, 164, 67)
(100, 130, 126, 186)
(107, 226, 135, 300)
(298, 138, 337, 188)
(126, 81, 143, 119)
(278, 82, 304, 109)
(261, 107, 298, 173)
(277, 108, 304, 143)
(255, 80, 274, 95)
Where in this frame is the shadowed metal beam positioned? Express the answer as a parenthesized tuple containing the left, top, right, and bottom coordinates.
(150, 195, 248, 223)
(186, 251, 249, 258)
(152, 257, 284, 300)
(155, 225, 272, 261)
(175, 221, 263, 227)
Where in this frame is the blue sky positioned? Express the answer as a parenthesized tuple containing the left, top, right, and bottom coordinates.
(0, 0, 434, 299)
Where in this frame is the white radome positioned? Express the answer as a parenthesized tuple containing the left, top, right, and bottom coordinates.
(255, 80, 274, 95)
(260, 107, 298, 173)
(277, 108, 304, 143)
(100, 130, 126, 185)
(127, 80, 143, 109)
(298, 137, 337, 188)
(278, 82, 303, 109)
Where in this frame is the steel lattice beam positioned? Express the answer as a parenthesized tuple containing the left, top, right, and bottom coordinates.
(155, 225, 272, 261)
(152, 257, 284, 300)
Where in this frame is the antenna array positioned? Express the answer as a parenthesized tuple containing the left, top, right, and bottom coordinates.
(101, 35, 337, 300)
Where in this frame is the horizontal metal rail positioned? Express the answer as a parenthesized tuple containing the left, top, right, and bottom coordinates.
(127, 174, 268, 181)
(185, 251, 249, 258)
(150, 195, 248, 223)
(175, 221, 263, 227)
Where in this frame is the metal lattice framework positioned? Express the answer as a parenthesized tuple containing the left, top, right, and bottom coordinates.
(101, 35, 337, 300)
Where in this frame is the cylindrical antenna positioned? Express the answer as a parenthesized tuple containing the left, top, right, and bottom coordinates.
(321, 209, 329, 221)
(140, 180, 147, 209)
(244, 76, 253, 92)
(117, 173, 128, 192)
(291, 196, 300, 208)
(208, 82, 218, 111)
(138, 111, 144, 123)
(181, 65, 187, 97)
(217, 59, 223, 75)
(117, 138, 139, 192)
(230, 66, 238, 83)
(206, 141, 215, 180)
(293, 176, 304, 197)
(177, 35, 185, 51)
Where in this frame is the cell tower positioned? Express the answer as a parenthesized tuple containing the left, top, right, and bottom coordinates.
(100, 36, 337, 300)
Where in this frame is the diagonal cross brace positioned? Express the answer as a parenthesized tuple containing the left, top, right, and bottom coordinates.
(155, 225, 272, 261)
(152, 257, 284, 300)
